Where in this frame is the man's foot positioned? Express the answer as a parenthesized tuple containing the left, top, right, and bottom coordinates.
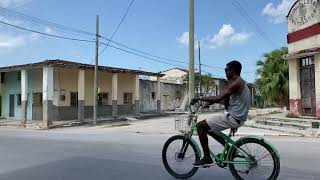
(192, 157, 214, 167)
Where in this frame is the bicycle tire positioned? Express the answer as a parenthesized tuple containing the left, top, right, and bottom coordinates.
(162, 135, 200, 179)
(228, 138, 280, 180)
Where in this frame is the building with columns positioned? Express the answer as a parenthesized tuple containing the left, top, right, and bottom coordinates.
(284, 0, 320, 117)
(0, 60, 163, 127)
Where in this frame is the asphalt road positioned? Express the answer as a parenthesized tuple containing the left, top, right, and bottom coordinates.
(0, 128, 319, 180)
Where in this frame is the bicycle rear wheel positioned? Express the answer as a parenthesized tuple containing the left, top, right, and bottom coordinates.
(162, 135, 200, 179)
(229, 138, 280, 180)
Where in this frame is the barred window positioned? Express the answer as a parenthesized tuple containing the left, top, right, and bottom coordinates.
(300, 56, 314, 67)
(33, 93, 42, 106)
(98, 93, 109, 106)
(123, 93, 133, 104)
(70, 92, 78, 107)
(17, 72, 21, 81)
(0, 72, 5, 83)
(17, 94, 21, 106)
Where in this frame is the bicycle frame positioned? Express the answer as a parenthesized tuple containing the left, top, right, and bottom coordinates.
(180, 108, 255, 166)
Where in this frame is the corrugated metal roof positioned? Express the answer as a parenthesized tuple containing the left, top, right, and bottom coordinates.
(0, 59, 164, 77)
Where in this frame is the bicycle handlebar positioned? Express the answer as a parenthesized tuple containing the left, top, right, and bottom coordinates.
(189, 101, 204, 114)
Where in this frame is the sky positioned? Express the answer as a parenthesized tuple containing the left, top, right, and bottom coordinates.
(0, 0, 296, 82)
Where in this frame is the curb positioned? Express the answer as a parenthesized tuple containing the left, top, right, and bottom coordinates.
(244, 124, 305, 137)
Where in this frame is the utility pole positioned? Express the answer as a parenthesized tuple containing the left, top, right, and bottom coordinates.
(189, 0, 195, 102)
(198, 41, 202, 97)
(93, 15, 99, 125)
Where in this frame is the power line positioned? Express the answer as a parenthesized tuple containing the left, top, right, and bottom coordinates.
(0, 6, 189, 66)
(0, 17, 227, 78)
(0, 6, 209, 69)
(0, 18, 186, 69)
(0, 19, 96, 43)
(0, 6, 251, 78)
(0, 7, 96, 38)
(98, 0, 135, 58)
(101, 43, 187, 68)
(100, 36, 189, 65)
(231, 0, 280, 48)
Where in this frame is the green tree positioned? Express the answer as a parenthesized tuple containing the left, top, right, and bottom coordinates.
(255, 47, 289, 107)
(183, 72, 215, 95)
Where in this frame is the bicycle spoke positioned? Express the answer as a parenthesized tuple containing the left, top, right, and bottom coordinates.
(256, 152, 273, 162)
(233, 141, 276, 180)
(184, 153, 196, 160)
(242, 139, 252, 155)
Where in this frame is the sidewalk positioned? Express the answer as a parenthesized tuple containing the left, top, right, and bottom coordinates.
(90, 114, 302, 137)
(2, 108, 316, 138)
(0, 111, 185, 130)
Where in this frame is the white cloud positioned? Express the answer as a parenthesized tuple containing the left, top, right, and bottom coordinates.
(262, 0, 295, 24)
(229, 32, 252, 43)
(0, 0, 32, 8)
(177, 32, 190, 47)
(210, 24, 235, 47)
(208, 24, 251, 48)
(177, 24, 251, 49)
(44, 27, 53, 34)
(177, 32, 200, 49)
(0, 33, 38, 48)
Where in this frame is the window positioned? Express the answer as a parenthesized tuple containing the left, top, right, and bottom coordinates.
(60, 90, 66, 101)
(1, 72, 5, 83)
(300, 56, 314, 67)
(17, 72, 21, 81)
(33, 93, 42, 106)
(98, 93, 109, 106)
(151, 92, 155, 99)
(123, 93, 133, 104)
(70, 92, 78, 107)
(175, 91, 181, 99)
(17, 94, 21, 106)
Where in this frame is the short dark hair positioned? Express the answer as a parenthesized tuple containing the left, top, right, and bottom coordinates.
(227, 60, 242, 75)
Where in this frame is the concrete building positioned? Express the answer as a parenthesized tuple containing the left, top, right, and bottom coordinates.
(284, 0, 320, 117)
(0, 60, 163, 127)
(148, 67, 255, 111)
(140, 80, 183, 112)
(150, 67, 227, 96)
(150, 67, 233, 110)
(149, 68, 188, 84)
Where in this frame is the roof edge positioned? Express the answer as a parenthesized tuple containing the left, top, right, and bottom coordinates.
(0, 59, 164, 77)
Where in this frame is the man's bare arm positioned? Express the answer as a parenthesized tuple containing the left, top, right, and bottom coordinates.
(196, 78, 242, 104)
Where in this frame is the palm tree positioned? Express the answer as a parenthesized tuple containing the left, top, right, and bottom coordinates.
(255, 47, 289, 107)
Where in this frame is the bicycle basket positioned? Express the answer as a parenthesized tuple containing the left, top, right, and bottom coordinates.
(174, 114, 192, 132)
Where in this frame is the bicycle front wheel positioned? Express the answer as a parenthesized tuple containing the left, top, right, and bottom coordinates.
(229, 138, 280, 180)
(162, 135, 200, 179)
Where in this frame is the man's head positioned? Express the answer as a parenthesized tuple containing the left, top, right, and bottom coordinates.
(225, 60, 242, 80)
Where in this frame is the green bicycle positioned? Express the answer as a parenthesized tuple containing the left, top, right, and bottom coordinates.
(162, 104, 280, 179)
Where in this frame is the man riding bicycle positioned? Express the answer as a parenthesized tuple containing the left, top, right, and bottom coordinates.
(190, 60, 251, 167)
